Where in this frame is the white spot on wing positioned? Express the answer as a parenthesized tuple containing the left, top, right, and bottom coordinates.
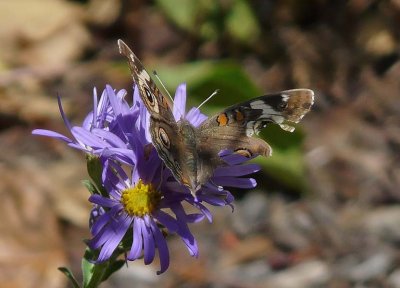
(272, 115, 284, 123)
(139, 69, 151, 81)
(281, 94, 290, 101)
(250, 100, 277, 117)
(246, 121, 255, 136)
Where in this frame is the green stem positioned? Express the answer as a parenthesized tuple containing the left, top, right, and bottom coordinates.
(85, 262, 109, 288)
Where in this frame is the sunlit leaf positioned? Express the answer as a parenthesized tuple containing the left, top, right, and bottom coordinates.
(58, 267, 80, 288)
(256, 125, 307, 190)
(156, 0, 200, 32)
(226, 0, 260, 44)
(155, 60, 260, 110)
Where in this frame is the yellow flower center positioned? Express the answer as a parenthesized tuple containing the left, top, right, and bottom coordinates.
(120, 179, 161, 217)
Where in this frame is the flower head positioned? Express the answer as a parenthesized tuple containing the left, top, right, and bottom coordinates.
(32, 82, 260, 274)
(89, 146, 200, 274)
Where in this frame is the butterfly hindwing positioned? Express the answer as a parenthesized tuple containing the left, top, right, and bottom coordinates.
(202, 89, 314, 134)
(197, 89, 314, 163)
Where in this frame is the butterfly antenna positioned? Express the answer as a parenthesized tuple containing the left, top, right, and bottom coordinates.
(197, 89, 219, 110)
(153, 70, 174, 102)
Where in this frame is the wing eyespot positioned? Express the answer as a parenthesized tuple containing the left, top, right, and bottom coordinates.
(158, 127, 170, 149)
(143, 86, 155, 104)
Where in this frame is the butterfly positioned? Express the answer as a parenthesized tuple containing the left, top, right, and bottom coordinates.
(118, 40, 314, 195)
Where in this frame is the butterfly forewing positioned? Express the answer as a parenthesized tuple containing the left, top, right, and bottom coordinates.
(118, 40, 190, 186)
(118, 40, 175, 123)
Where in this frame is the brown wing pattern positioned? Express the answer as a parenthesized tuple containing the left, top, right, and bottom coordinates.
(119, 40, 190, 187)
(197, 89, 314, 166)
(118, 40, 175, 123)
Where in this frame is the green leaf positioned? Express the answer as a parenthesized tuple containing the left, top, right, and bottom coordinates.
(58, 267, 81, 288)
(82, 249, 108, 288)
(81, 248, 126, 287)
(257, 147, 307, 191)
(82, 179, 98, 195)
(82, 255, 95, 287)
(255, 125, 307, 191)
(102, 260, 126, 282)
(226, 0, 260, 44)
(86, 155, 107, 197)
(156, 0, 200, 32)
(155, 60, 260, 112)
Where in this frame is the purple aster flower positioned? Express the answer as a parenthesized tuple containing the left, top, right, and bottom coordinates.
(32, 86, 136, 162)
(32, 81, 261, 275)
(89, 142, 202, 275)
(32, 85, 203, 274)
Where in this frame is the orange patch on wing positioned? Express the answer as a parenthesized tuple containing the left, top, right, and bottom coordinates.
(216, 113, 229, 126)
(235, 110, 244, 123)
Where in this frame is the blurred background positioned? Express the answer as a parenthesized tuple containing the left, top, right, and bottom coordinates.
(1, 0, 400, 287)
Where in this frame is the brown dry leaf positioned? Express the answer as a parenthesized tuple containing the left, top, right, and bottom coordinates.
(0, 123, 95, 287)
(0, 0, 90, 69)
(0, 131, 68, 288)
(218, 235, 273, 267)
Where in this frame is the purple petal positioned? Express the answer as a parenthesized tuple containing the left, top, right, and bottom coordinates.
(82, 112, 94, 130)
(91, 87, 99, 128)
(89, 205, 125, 248)
(101, 148, 136, 166)
(90, 211, 112, 236)
(213, 164, 260, 177)
(173, 83, 186, 121)
(89, 194, 118, 208)
(57, 96, 73, 132)
(212, 176, 257, 188)
(153, 210, 178, 232)
(199, 194, 227, 206)
(132, 85, 141, 107)
(185, 213, 205, 223)
(32, 129, 72, 143)
(71, 127, 108, 149)
(97, 214, 133, 262)
(190, 201, 213, 223)
(150, 220, 169, 274)
(128, 217, 143, 260)
(142, 217, 155, 264)
(106, 85, 122, 116)
(91, 128, 128, 149)
(219, 150, 254, 165)
(185, 107, 207, 127)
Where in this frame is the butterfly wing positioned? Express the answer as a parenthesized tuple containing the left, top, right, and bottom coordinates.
(196, 89, 314, 182)
(118, 40, 175, 123)
(118, 40, 190, 186)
